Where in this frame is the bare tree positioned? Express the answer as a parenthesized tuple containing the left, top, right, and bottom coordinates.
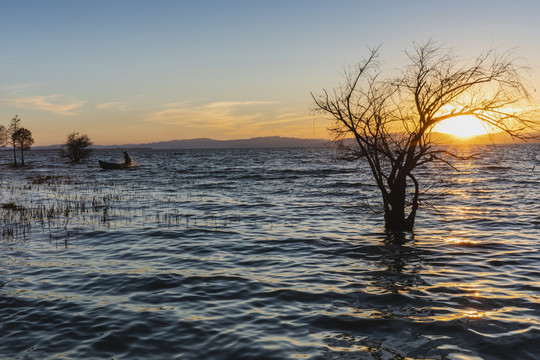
(0, 125, 7, 148)
(312, 41, 536, 231)
(8, 115, 21, 166)
(63, 132, 93, 162)
(12, 128, 34, 166)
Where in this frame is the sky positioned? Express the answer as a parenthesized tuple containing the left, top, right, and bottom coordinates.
(1, 0, 539, 146)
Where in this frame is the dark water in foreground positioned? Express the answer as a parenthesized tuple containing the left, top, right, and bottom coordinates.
(1, 145, 539, 360)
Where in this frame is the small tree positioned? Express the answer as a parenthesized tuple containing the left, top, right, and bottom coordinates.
(0, 125, 7, 148)
(312, 41, 536, 231)
(8, 115, 21, 166)
(63, 132, 93, 162)
(12, 128, 34, 166)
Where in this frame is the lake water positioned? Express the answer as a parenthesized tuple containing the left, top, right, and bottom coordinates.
(1, 145, 539, 360)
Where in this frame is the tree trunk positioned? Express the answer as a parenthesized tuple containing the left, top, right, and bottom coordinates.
(12, 144, 17, 166)
(384, 179, 414, 231)
(20, 147, 25, 166)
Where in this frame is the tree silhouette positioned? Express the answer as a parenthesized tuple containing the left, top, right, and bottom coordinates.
(312, 41, 536, 231)
(63, 132, 93, 162)
(0, 125, 7, 148)
(12, 127, 34, 166)
(8, 115, 21, 166)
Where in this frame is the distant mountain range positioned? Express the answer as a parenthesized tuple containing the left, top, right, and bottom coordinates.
(117, 136, 329, 149)
(32, 132, 539, 150)
(34, 136, 330, 150)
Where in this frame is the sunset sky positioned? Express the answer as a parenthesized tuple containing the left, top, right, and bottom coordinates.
(1, 0, 539, 146)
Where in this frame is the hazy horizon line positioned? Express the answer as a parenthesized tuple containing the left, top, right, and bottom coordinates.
(21, 131, 540, 149)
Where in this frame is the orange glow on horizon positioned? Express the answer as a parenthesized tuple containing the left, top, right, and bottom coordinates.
(432, 115, 496, 138)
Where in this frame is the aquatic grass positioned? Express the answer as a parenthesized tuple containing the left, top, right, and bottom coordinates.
(1, 171, 264, 243)
(2, 202, 22, 211)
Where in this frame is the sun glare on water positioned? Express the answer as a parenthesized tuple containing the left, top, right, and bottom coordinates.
(432, 115, 493, 138)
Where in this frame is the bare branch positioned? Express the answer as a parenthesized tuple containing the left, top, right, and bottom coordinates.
(312, 40, 537, 231)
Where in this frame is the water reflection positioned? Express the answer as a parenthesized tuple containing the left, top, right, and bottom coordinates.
(319, 232, 435, 357)
(444, 236, 480, 245)
(1, 146, 539, 359)
(383, 230, 415, 245)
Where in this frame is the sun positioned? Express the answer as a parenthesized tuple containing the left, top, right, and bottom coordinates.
(432, 115, 494, 138)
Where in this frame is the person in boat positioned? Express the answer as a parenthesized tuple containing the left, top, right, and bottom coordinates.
(123, 151, 132, 165)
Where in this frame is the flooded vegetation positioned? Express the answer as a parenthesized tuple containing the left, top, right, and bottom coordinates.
(1, 145, 539, 359)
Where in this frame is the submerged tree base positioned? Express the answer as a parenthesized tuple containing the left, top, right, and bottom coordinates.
(384, 218, 414, 232)
(384, 210, 415, 232)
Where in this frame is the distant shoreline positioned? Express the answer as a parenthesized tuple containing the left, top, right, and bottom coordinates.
(28, 136, 331, 151)
(15, 133, 540, 151)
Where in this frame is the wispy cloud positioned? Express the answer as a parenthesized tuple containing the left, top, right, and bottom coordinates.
(96, 101, 128, 111)
(10, 95, 85, 116)
(146, 101, 275, 131)
(205, 101, 274, 109)
(5, 83, 43, 93)
(145, 100, 324, 138)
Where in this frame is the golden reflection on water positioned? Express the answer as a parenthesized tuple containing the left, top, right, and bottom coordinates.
(444, 237, 479, 245)
(183, 314, 218, 322)
(451, 206, 491, 216)
(430, 307, 494, 322)
(461, 310, 491, 319)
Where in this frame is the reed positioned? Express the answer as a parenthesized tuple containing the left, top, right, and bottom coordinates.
(1, 172, 261, 242)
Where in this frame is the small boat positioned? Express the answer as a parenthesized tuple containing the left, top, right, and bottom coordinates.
(99, 160, 132, 170)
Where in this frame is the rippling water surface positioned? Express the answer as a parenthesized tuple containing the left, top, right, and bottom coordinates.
(1, 145, 539, 359)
